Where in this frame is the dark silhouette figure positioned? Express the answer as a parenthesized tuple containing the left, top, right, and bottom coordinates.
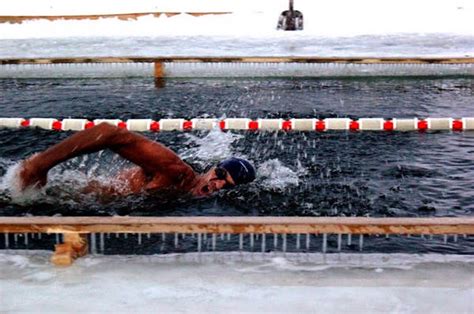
(277, 0, 303, 31)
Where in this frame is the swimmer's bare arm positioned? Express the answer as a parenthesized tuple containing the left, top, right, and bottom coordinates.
(20, 123, 195, 189)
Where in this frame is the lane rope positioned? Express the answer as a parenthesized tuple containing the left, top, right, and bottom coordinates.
(0, 117, 472, 132)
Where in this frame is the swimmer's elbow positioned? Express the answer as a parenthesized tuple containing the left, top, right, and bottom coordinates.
(95, 122, 131, 144)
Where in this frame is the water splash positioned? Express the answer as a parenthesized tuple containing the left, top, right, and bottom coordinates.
(0, 160, 46, 204)
(258, 159, 299, 190)
(0, 155, 130, 206)
(180, 128, 244, 165)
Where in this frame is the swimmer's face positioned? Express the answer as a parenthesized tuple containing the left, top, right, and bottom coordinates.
(191, 167, 235, 197)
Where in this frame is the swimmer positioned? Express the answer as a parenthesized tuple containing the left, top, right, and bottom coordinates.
(19, 122, 255, 197)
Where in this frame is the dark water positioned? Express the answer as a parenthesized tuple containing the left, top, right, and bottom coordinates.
(0, 77, 473, 253)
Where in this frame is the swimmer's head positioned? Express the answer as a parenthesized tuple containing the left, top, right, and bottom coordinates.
(191, 157, 256, 197)
(216, 158, 256, 185)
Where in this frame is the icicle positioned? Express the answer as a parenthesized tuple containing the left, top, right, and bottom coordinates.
(31, 233, 35, 239)
(55, 233, 59, 244)
(282, 234, 287, 253)
(359, 234, 364, 251)
(115, 233, 119, 238)
(107, 233, 111, 239)
(24, 233, 28, 246)
(174, 233, 179, 248)
(226, 233, 231, 241)
(430, 234, 434, 240)
(162, 233, 166, 241)
(386, 234, 390, 239)
(337, 234, 342, 251)
(212, 234, 216, 251)
(220, 233, 225, 240)
(347, 234, 352, 246)
(97, 233, 104, 253)
(182, 233, 186, 240)
(274, 233, 278, 248)
(261, 234, 266, 253)
(124, 233, 128, 239)
(138, 233, 142, 245)
(197, 233, 202, 252)
(296, 234, 301, 250)
(250, 233, 254, 249)
(90, 233, 97, 254)
(407, 234, 411, 238)
(239, 234, 243, 251)
(4, 233, 9, 249)
(443, 235, 448, 244)
(14, 233, 18, 245)
(147, 233, 151, 239)
(38, 233, 42, 239)
(306, 233, 310, 250)
(454, 234, 458, 242)
(463, 234, 467, 239)
(322, 233, 327, 253)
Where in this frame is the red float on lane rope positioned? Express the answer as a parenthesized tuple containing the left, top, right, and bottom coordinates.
(383, 120, 394, 131)
(349, 120, 359, 131)
(248, 120, 259, 130)
(452, 120, 463, 131)
(282, 120, 292, 131)
(183, 120, 193, 130)
(20, 119, 30, 127)
(117, 121, 127, 129)
(150, 121, 160, 132)
(52, 120, 62, 131)
(315, 120, 325, 131)
(418, 120, 428, 131)
(85, 121, 95, 129)
(219, 120, 226, 130)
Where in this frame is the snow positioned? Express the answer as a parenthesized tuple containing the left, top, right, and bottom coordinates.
(0, 0, 473, 57)
(1, 251, 474, 313)
(2, 0, 473, 37)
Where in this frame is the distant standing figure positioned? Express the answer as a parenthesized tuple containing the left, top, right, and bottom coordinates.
(277, 0, 304, 31)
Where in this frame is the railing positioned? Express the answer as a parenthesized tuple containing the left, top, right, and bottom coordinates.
(0, 12, 231, 23)
(1, 56, 473, 65)
(2, 56, 472, 78)
(1, 216, 473, 266)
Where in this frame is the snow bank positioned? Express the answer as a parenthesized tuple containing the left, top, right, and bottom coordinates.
(1, 0, 473, 38)
(1, 251, 473, 312)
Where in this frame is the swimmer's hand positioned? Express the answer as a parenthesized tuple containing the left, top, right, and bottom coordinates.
(19, 158, 47, 190)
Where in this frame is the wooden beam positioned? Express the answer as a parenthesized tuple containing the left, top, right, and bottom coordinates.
(1, 56, 473, 65)
(154, 62, 164, 78)
(0, 12, 231, 24)
(0, 216, 473, 235)
(50, 233, 88, 266)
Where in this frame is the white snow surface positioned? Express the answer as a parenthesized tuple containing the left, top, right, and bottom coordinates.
(0, 0, 473, 57)
(1, 251, 474, 313)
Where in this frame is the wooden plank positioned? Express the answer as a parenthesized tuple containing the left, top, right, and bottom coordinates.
(0, 12, 231, 24)
(51, 233, 88, 266)
(1, 56, 473, 65)
(0, 216, 473, 235)
(154, 62, 164, 78)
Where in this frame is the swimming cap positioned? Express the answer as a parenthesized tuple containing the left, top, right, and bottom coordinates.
(217, 157, 256, 185)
